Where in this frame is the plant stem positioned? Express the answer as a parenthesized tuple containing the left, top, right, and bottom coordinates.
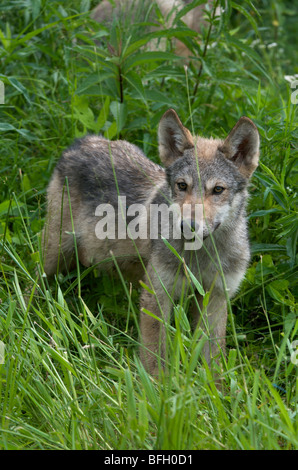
(118, 64, 124, 104)
(191, 0, 219, 105)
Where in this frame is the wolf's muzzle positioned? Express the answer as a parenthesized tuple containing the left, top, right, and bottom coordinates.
(181, 219, 200, 240)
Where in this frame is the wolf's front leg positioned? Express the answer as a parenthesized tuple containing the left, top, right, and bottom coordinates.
(192, 289, 228, 367)
(139, 280, 171, 377)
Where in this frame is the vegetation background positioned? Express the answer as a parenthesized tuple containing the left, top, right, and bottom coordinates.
(0, 0, 297, 450)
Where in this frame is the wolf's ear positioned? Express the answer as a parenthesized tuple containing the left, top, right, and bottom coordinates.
(220, 117, 260, 178)
(158, 109, 194, 167)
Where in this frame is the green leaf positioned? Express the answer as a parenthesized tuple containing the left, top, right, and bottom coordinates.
(185, 267, 205, 296)
(125, 369, 137, 422)
(124, 51, 180, 71)
(104, 121, 118, 140)
(174, 305, 190, 332)
(97, 96, 110, 131)
(141, 308, 163, 324)
(30, 251, 40, 263)
(75, 72, 114, 95)
(263, 374, 295, 434)
(0, 122, 37, 140)
(21, 174, 31, 193)
(0, 199, 25, 217)
(0, 27, 11, 51)
(224, 33, 273, 84)
(72, 96, 99, 132)
(202, 291, 211, 308)
(162, 237, 205, 295)
(144, 89, 174, 105)
(0, 222, 11, 243)
(0, 199, 13, 216)
(16, 16, 76, 45)
(40, 342, 77, 376)
(110, 101, 127, 132)
(139, 280, 155, 296)
(266, 280, 290, 304)
(250, 243, 286, 255)
(123, 28, 198, 58)
(249, 208, 281, 218)
(231, 2, 260, 36)
(124, 71, 146, 101)
(6, 299, 17, 328)
(105, 367, 125, 379)
(173, 0, 207, 24)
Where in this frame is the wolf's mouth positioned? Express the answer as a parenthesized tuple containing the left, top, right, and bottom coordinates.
(180, 221, 221, 241)
(202, 222, 221, 240)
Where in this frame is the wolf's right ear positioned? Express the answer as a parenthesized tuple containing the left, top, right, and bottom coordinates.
(158, 109, 194, 167)
(220, 116, 260, 178)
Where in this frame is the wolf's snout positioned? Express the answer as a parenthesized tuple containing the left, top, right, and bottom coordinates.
(181, 219, 196, 232)
(181, 219, 199, 239)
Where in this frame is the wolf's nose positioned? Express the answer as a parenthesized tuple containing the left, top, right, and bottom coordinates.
(181, 219, 197, 233)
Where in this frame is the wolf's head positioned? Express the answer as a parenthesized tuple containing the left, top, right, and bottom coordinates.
(158, 109, 260, 243)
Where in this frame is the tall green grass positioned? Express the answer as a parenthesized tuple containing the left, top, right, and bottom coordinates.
(0, 0, 297, 450)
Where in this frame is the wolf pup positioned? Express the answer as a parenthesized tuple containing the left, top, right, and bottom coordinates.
(43, 109, 259, 376)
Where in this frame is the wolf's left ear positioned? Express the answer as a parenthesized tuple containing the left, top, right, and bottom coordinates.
(220, 117, 260, 178)
(158, 109, 194, 167)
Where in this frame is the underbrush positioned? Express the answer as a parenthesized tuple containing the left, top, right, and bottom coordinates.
(0, 0, 297, 450)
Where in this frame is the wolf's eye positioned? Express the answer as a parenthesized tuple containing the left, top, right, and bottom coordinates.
(177, 182, 187, 191)
(213, 186, 225, 194)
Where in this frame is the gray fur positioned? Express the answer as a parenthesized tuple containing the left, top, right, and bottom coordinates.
(43, 109, 260, 378)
